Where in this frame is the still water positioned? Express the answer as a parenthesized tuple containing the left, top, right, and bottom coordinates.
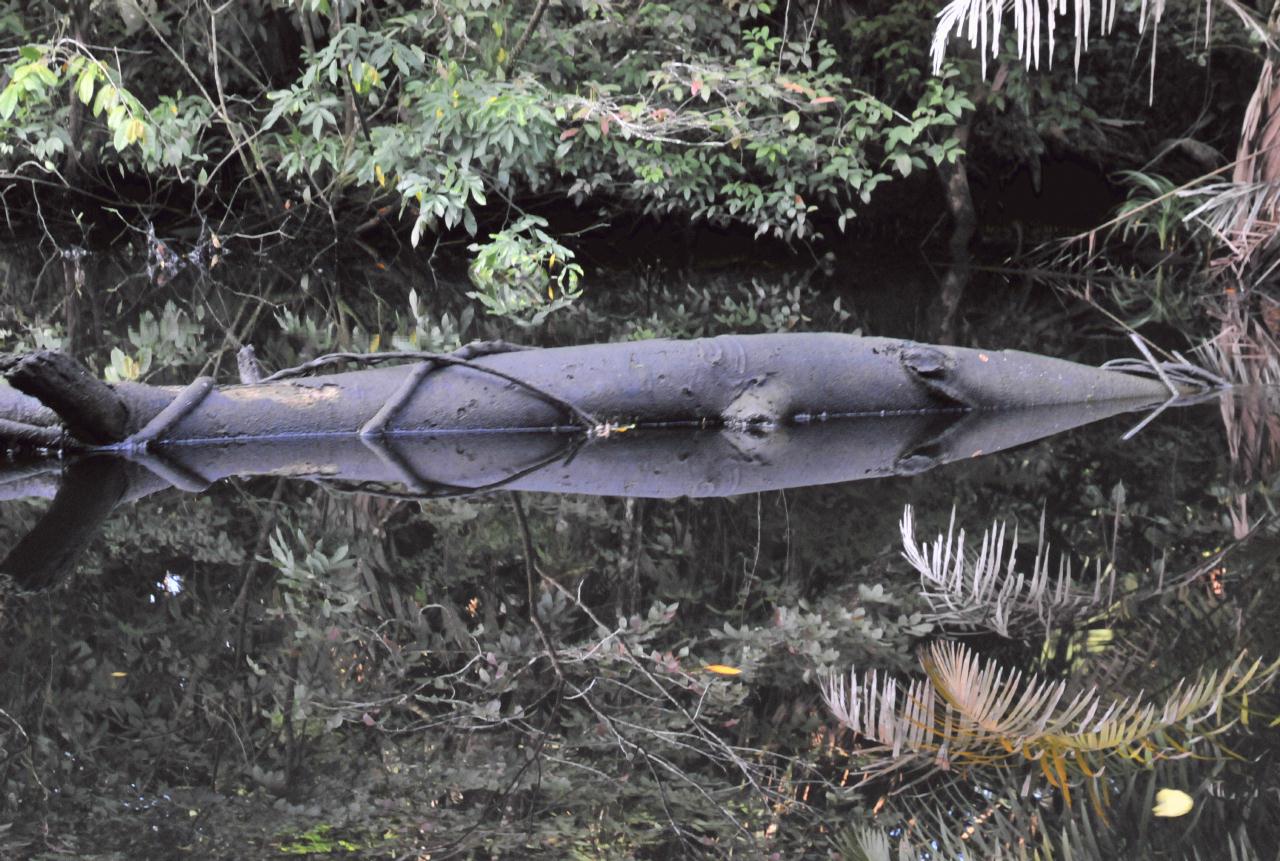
(1, 240, 1277, 859)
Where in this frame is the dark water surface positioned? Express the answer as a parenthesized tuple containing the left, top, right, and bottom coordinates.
(1, 241, 1277, 859)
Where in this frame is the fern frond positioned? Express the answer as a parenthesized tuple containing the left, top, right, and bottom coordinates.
(820, 641, 1280, 797)
(902, 506, 1111, 638)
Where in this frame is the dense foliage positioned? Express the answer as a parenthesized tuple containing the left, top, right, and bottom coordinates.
(0, 1, 974, 242)
(3, 1, 1280, 856)
(2, 0, 1266, 258)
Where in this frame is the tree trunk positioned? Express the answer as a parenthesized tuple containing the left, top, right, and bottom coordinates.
(1, 335, 1176, 452)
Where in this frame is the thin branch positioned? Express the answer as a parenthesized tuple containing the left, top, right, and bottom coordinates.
(508, 0, 552, 67)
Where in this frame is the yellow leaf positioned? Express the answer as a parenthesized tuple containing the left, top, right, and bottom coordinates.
(1152, 788, 1193, 817)
(704, 664, 742, 676)
(374, 163, 386, 187)
(369, 333, 381, 353)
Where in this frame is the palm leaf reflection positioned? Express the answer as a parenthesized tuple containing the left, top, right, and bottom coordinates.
(901, 505, 1113, 639)
(821, 641, 1279, 807)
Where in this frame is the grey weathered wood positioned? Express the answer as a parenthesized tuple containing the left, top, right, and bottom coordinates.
(0, 351, 129, 445)
(2, 335, 1181, 450)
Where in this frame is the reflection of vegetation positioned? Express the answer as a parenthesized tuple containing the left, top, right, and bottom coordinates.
(823, 639, 1277, 805)
(902, 504, 1114, 638)
(466, 215, 584, 327)
(3, 244, 1280, 857)
(276, 823, 364, 855)
(819, 499, 1280, 856)
(5, 399, 1276, 857)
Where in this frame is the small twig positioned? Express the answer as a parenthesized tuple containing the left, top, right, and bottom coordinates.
(343, 66, 374, 144)
(1120, 396, 1176, 441)
(1128, 333, 1180, 397)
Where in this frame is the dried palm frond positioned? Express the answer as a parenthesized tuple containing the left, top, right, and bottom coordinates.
(901, 506, 1113, 638)
(1178, 180, 1280, 273)
(820, 640, 1280, 804)
(1193, 304, 1280, 532)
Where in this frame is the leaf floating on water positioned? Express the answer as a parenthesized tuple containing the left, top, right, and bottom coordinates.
(1153, 788, 1193, 817)
(704, 664, 743, 676)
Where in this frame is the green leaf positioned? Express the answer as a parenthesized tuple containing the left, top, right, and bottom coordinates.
(261, 93, 292, 132)
(0, 86, 18, 121)
(113, 119, 131, 151)
(33, 62, 57, 86)
(92, 83, 117, 117)
(77, 69, 96, 105)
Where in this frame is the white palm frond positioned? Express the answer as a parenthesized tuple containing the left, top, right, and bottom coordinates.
(931, 0, 1162, 79)
(902, 505, 1112, 638)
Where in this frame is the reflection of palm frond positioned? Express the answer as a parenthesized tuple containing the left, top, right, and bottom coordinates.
(1195, 313, 1280, 388)
(897, 768, 1273, 859)
(821, 640, 1279, 805)
(832, 826, 908, 861)
(1194, 308, 1280, 514)
(901, 506, 1112, 638)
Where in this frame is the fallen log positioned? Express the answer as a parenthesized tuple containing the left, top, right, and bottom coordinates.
(1, 333, 1225, 589)
(0, 334, 1193, 450)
